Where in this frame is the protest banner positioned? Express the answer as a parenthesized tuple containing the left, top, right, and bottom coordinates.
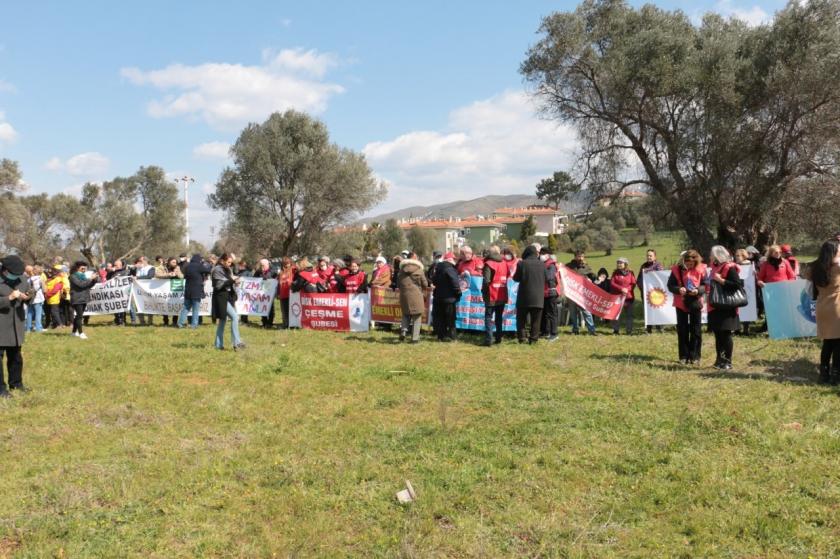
(370, 287, 431, 324)
(234, 278, 278, 317)
(642, 266, 758, 326)
(762, 279, 816, 340)
(287, 292, 370, 331)
(83, 276, 133, 315)
(453, 275, 517, 331)
(132, 278, 213, 316)
(557, 264, 625, 320)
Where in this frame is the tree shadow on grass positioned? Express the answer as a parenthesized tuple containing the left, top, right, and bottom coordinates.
(589, 353, 659, 363)
(698, 358, 827, 386)
(170, 341, 210, 350)
(344, 335, 403, 345)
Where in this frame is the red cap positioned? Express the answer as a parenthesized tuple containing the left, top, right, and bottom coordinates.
(780, 244, 792, 254)
(443, 252, 456, 260)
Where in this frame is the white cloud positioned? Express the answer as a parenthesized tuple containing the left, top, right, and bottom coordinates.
(193, 141, 231, 160)
(45, 152, 110, 177)
(121, 48, 344, 130)
(362, 90, 579, 213)
(710, 0, 771, 26)
(0, 80, 15, 93)
(0, 110, 16, 143)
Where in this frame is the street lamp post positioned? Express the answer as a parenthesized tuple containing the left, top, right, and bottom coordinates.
(177, 176, 195, 249)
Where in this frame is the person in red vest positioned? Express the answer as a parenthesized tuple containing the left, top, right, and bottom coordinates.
(539, 247, 560, 341)
(708, 245, 744, 369)
(342, 260, 367, 293)
(781, 244, 800, 278)
(501, 246, 519, 277)
(757, 244, 796, 288)
(277, 257, 295, 328)
(667, 249, 707, 364)
(457, 246, 484, 276)
(481, 245, 509, 346)
(317, 256, 334, 283)
(609, 257, 637, 335)
(292, 258, 326, 293)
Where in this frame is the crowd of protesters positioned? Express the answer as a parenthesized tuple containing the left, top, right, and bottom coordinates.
(2, 236, 839, 396)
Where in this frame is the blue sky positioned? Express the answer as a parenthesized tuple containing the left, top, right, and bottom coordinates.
(0, 0, 784, 244)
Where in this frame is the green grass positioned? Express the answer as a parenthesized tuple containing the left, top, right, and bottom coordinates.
(1, 314, 839, 557)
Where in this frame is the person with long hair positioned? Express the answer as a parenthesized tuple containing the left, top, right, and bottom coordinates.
(69, 261, 98, 339)
(806, 239, 840, 384)
(609, 257, 637, 335)
(708, 245, 744, 370)
(667, 250, 706, 364)
(211, 253, 244, 351)
(277, 257, 295, 329)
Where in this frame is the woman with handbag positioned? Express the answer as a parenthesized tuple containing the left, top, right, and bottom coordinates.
(708, 245, 745, 370)
(211, 253, 245, 351)
(667, 250, 706, 364)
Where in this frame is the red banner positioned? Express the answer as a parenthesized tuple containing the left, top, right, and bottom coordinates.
(558, 264, 626, 320)
(369, 287, 431, 324)
(288, 292, 370, 331)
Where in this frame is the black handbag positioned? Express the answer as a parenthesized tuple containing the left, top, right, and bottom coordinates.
(709, 279, 747, 310)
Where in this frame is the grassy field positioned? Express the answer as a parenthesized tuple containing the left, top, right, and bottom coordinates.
(1, 232, 838, 558)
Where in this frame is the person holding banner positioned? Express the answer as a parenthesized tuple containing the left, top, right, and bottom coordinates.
(539, 247, 560, 342)
(397, 252, 428, 343)
(638, 249, 663, 334)
(806, 239, 840, 384)
(292, 258, 326, 293)
(609, 257, 637, 335)
(433, 252, 460, 342)
(482, 246, 509, 346)
(566, 251, 597, 335)
(781, 244, 800, 278)
(211, 254, 244, 351)
(156, 257, 184, 327)
(708, 246, 744, 370)
(342, 260, 367, 294)
(513, 245, 546, 344)
(667, 249, 706, 364)
(69, 261, 98, 339)
(178, 255, 210, 329)
(757, 245, 796, 288)
(457, 246, 484, 277)
(277, 257, 295, 329)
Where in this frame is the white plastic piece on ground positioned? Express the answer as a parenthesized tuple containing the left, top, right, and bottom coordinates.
(396, 480, 416, 504)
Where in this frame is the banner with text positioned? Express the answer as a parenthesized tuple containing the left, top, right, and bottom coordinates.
(83, 276, 133, 316)
(642, 266, 758, 326)
(763, 279, 817, 340)
(369, 287, 431, 324)
(132, 278, 212, 316)
(454, 275, 518, 331)
(287, 292, 370, 331)
(557, 264, 625, 320)
(235, 278, 278, 317)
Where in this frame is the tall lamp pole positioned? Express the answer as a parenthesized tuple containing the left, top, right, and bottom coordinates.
(177, 176, 195, 249)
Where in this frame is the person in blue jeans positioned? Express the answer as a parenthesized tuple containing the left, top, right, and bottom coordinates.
(179, 254, 211, 328)
(211, 254, 244, 351)
(24, 265, 44, 332)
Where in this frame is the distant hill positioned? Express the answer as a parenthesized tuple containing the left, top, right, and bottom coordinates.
(361, 193, 591, 224)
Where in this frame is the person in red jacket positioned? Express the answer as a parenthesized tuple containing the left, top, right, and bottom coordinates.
(609, 257, 637, 335)
(501, 246, 519, 277)
(342, 260, 367, 293)
(481, 245, 509, 346)
(757, 244, 796, 288)
(781, 244, 800, 277)
(667, 249, 707, 364)
(457, 246, 484, 276)
(277, 257, 295, 328)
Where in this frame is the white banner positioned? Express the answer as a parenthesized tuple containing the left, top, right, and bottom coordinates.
(643, 266, 757, 326)
(131, 277, 277, 317)
(83, 276, 133, 315)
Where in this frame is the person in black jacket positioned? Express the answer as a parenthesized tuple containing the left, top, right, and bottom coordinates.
(68, 261, 98, 339)
(513, 244, 546, 344)
(0, 255, 33, 396)
(432, 252, 460, 342)
(212, 253, 244, 350)
(178, 254, 211, 328)
(708, 245, 744, 370)
(539, 247, 559, 341)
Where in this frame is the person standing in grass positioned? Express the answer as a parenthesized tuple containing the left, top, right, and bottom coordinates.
(211, 253, 244, 351)
(566, 251, 597, 335)
(0, 255, 33, 397)
(69, 261, 98, 340)
(24, 265, 45, 333)
(481, 245, 509, 346)
(708, 245, 743, 370)
(178, 254, 210, 329)
(805, 239, 840, 385)
(397, 252, 428, 343)
(638, 249, 663, 333)
(433, 252, 460, 342)
(667, 250, 706, 365)
(44, 266, 65, 329)
(539, 247, 559, 342)
(609, 257, 637, 335)
(513, 244, 546, 345)
(277, 257, 295, 329)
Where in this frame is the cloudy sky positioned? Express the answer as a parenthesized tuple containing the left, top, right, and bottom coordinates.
(0, 0, 781, 243)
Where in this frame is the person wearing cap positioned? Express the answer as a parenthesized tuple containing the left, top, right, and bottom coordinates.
(539, 247, 560, 342)
(609, 257, 637, 335)
(0, 255, 34, 396)
(397, 252, 428, 343)
(513, 244, 546, 344)
(432, 252, 461, 341)
(481, 245, 509, 346)
(566, 250, 597, 335)
(456, 246, 484, 277)
(781, 244, 800, 277)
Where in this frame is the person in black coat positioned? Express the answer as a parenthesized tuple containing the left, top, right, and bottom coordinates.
(432, 252, 461, 342)
(513, 244, 546, 344)
(211, 253, 244, 350)
(178, 254, 211, 328)
(0, 255, 33, 396)
(708, 245, 744, 370)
